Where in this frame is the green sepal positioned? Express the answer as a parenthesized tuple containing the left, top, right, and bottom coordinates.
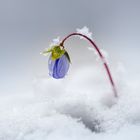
(42, 45, 71, 62)
(51, 45, 65, 60)
(41, 48, 53, 56)
(64, 51, 71, 63)
(42, 45, 66, 60)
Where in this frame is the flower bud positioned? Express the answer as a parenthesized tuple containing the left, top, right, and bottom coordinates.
(48, 53, 70, 79)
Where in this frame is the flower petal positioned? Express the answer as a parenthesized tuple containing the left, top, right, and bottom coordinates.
(48, 54, 70, 79)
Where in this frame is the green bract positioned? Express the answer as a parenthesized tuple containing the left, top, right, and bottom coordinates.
(42, 45, 66, 60)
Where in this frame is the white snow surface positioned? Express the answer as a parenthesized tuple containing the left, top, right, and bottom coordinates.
(1, 64, 140, 140)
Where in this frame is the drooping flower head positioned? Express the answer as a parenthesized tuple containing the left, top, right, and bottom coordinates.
(41, 27, 118, 97)
(42, 45, 70, 79)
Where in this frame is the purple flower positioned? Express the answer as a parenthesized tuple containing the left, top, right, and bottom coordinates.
(48, 53, 70, 79)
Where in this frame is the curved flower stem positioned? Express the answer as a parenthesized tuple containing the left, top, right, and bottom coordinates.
(60, 33, 118, 98)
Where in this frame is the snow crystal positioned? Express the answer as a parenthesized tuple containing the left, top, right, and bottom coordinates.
(88, 47, 109, 59)
(41, 37, 61, 55)
(49, 36, 60, 47)
(100, 49, 109, 59)
(76, 26, 93, 40)
(88, 47, 109, 65)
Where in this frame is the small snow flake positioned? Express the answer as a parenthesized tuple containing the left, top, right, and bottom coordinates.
(49, 36, 60, 47)
(76, 26, 92, 40)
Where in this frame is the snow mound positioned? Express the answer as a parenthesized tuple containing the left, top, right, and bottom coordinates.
(1, 65, 140, 140)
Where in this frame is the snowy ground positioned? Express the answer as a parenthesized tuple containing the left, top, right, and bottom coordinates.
(0, 63, 140, 140)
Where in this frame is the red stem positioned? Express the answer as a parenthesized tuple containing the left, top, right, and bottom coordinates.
(60, 33, 118, 98)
